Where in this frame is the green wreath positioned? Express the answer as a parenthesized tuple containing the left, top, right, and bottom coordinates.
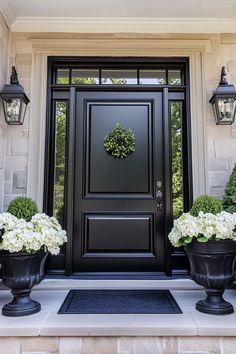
(103, 123, 135, 159)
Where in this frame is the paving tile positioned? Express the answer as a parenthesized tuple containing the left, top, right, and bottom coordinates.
(31, 290, 69, 312)
(0, 291, 48, 336)
(40, 313, 197, 336)
(35, 279, 202, 291)
(0, 284, 235, 338)
(170, 290, 206, 312)
(188, 311, 236, 336)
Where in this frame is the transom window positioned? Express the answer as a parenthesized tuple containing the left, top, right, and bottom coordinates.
(55, 67, 183, 86)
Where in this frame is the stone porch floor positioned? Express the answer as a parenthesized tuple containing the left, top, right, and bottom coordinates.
(0, 279, 236, 353)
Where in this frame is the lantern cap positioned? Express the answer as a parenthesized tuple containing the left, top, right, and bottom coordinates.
(0, 66, 30, 104)
(10, 66, 19, 85)
(219, 66, 228, 86)
(209, 66, 236, 104)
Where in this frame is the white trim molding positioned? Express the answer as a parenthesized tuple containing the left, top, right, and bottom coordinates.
(28, 38, 209, 209)
(11, 17, 236, 34)
(27, 52, 48, 210)
(0, 0, 15, 28)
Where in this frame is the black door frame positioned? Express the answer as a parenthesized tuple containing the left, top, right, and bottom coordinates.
(44, 57, 193, 277)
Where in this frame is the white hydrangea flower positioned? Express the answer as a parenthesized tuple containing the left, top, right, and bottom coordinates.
(168, 211, 236, 247)
(0, 212, 67, 255)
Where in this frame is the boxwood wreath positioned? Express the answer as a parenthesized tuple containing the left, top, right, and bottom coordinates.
(103, 123, 135, 159)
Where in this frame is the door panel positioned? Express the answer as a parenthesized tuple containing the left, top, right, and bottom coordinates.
(87, 103, 151, 194)
(73, 91, 164, 273)
(83, 213, 154, 254)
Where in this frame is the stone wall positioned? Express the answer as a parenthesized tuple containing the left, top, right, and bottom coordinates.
(2, 33, 236, 209)
(3, 37, 32, 210)
(1, 336, 236, 354)
(206, 37, 236, 199)
(0, 13, 9, 212)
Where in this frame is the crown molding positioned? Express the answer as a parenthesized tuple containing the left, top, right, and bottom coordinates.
(0, 0, 16, 28)
(11, 17, 236, 33)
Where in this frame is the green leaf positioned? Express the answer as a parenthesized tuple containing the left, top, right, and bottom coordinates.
(197, 236, 208, 242)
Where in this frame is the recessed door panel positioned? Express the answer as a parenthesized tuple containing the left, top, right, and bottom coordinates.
(73, 91, 164, 273)
(83, 213, 154, 255)
(86, 103, 152, 195)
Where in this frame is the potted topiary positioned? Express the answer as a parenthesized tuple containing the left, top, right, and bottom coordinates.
(223, 164, 236, 213)
(0, 196, 67, 317)
(168, 195, 236, 315)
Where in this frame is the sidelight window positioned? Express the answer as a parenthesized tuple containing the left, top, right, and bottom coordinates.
(53, 101, 67, 227)
(170, 101, 184, 219)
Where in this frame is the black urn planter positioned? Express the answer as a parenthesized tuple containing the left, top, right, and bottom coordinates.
(185, 240, 236, 315)
(0, 252, 48, 317)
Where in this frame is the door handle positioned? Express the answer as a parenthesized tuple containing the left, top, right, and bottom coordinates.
(156, 183, 163, 211)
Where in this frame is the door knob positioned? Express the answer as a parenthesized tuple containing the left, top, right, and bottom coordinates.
(156, 182, 163, 211)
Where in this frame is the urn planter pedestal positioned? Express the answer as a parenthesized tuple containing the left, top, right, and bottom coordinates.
(0, 252, 48, 317)
(185, 240, 236, 315)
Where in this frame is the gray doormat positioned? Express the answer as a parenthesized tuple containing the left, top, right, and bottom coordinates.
(58, 289, 182, 314)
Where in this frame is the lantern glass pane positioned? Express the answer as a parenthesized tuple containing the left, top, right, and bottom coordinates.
(3, 98, 21, 123)
(20, 101, 27, 124)
(217, 98, 236, 123)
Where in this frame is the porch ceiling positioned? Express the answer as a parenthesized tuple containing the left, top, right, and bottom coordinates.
(1, 0, 236, 33)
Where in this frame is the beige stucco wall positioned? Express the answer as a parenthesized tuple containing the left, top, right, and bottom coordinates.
(2, 29, 236, 209)
(0, 13, 9, 212)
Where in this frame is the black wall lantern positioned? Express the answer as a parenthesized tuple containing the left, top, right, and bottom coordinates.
(0, 66, 30, 125)
(209, 66, 236, 125)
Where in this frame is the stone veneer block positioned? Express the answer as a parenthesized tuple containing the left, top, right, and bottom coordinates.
(22, 352, 59, 354)
(12, 170, 27, 194)
(210, 186, 225, 198)
(118, 337, 135, 353)
(15, 54, 32, 66)
(178, 337, 221, 353)
(163, 337, 178, 354)
(134, 338, 168, 354)
(81, 337, 117, 354)
(59, 337, 82, 354)
(5, 156, 28, 173)
(0, 337, 21, 354)
(0, 139, 5, 169)
(221, 337, 236, 354)
(11, 138, 28, 156)
(208, 124, 231, 140)
(209, 158, 230, 172)
(208, 140, 215, 158)
(215, 140, 236, 157)
(21, 337, 59, 352)
(231, 127, 236, 139)
(209, 171, 230, 188)
(4, 181, 12, 195)
(227, 59, 236, 73)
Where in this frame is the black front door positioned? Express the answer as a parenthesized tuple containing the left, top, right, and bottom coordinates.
(73, 91, 165, 273)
